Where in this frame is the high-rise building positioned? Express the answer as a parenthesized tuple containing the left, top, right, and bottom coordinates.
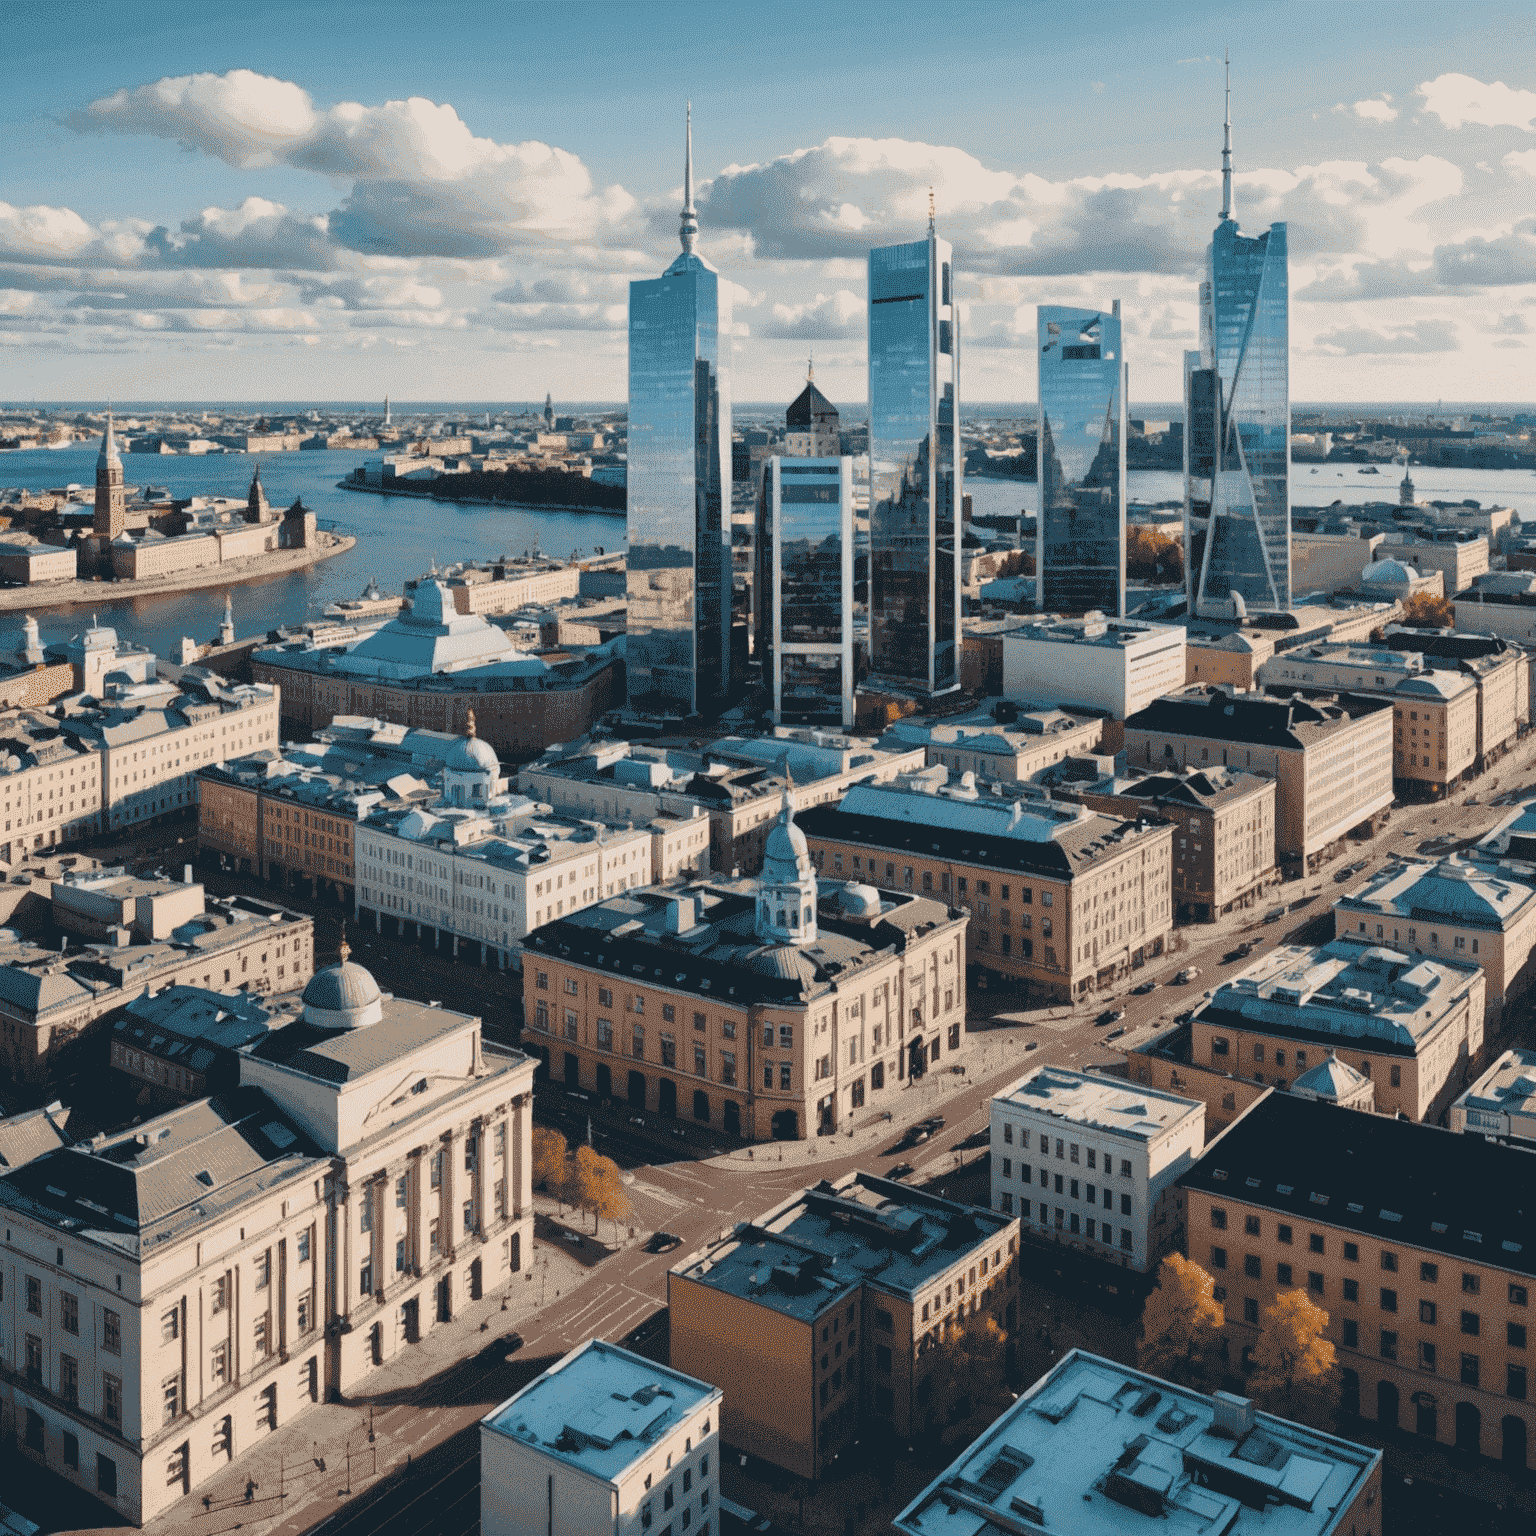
(762, 456, 855, 727)
(867, 210, 961, 696)
(93, 414, 125, 542)
(626, 107, 732, 717)
(784, 362, 840, 456)
(1037, 304, 1127, 616)
(1187, 57, 1290, 617)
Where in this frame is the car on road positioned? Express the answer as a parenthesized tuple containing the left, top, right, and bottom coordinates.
(1132, 980, 1156, 995)
(919, 1115, 946, 1132)
(646, 1231, 683, 1254)
(627, 1114, 646, 1126)
(563, 1230, 584, 1244)
(477, 1331, 524, 1365)
(895, 1127, 930, 1151)
(1223, 942, 1255, 963)
(1025, 1039, 1039, 1051)
(1173, 968, 1200, 984)
(1105, 1027, 1127, 1042)
(886, 1162, 915, 1181)
(1095, 1008, 1125, 1026)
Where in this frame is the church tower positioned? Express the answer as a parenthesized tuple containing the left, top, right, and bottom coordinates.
(246, 463, 270, 523)
(1399, 465, 1416, 508)
(544, 393, 555, 430)
(94, 415, 126, 541)
(755, 792, 819, 946)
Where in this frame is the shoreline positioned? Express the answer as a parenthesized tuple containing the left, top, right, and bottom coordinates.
(0, 534, 356, 615)
(334, 478, 626, 518)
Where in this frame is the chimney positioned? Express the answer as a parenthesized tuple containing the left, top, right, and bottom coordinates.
(184, 863, 193, 885)
(1211, 1391, 1256, 1440)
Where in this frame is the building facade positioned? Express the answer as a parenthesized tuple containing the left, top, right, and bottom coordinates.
(868, 224, 961, 697)
(989, 1065, 1203, 1273)
(1001, 615, 1186, 732)
(797, 776, 1174, 1000)
(1036, 304, 1127, 617)
(1181, 1092, 1536, 1471)
(626, 110, 731, 717)
(480, 1340, 721, 1536)
(1450, 1046, 1536, 1145)
(668, 1173, 1018, 1479)
(880, 705, 1105, 784)
(521, 801, 968, 1140)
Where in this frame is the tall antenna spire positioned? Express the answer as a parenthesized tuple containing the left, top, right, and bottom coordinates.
(1220, 48, 1234, 223)
(679, 101, 699, 256)
(927, 185, 936, 235)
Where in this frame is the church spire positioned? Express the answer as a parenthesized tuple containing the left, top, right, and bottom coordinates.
(679, 102, 699, 256)
(1220, 48, 1234, 223)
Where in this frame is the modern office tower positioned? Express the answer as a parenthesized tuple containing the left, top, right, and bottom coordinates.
(1187, 57, 1290, 617)
(1037, 304, 1127, 616)
(867, 212, 961, 696)
(761, 456, 855, 727)
(626, 106, 732, 716)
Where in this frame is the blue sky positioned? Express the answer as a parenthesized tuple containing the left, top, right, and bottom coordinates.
(2, 0, 1533, 401)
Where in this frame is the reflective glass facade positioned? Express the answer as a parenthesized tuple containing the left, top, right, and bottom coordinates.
(1037, 306, 1126, 616)
(1191, 219, 1290, 614)
(765, 456, 854, 727)
(868, 235, 960, 694)
(626, 253, 731, 715)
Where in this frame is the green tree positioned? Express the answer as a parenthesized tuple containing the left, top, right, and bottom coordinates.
(532, 1127, 568, 1200)
(1249, 1289, 1340, 1426)
(1138, 1254, 1225, 1386)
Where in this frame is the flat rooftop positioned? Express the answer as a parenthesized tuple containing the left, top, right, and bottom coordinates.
(482, 1339, 718, 1485)
(1456, 1046, 1536, 1124)
(993, 1066, 1202, 1143)
(893, 1350, 1379, 1536)
(1002, 616, 1182, 650)
(671, 1173, 1015, 1321)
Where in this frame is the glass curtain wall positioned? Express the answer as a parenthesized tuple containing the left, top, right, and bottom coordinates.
(1037, 305, 1127, 616)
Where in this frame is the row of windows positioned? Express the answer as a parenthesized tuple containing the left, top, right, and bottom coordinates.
(998, 1123, 1132, 1178)
(1008, 1197, 1134, 1249)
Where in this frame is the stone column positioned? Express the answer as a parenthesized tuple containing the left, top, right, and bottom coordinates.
(472, 1116, 489, 1236)
(370, 1175, 385, 1297)
(441, 1127, 460, 1262)
(409, 1148, 427, 1274)
(514, 1094, 532, 1218)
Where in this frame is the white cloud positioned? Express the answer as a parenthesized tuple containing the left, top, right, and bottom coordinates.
(1418, 73, 1536, 132)
(1313, 318, 1460, 355)
(757, 289, 863, 339)
(1505, 149, 1536, 176)
(1434, 215, 1536, 285)
(0, 201, 100, 262)
(1343, 98, 1399, 123)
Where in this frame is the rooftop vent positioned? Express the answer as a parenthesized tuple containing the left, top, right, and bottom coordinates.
(1211, 1391, 1257, 1440)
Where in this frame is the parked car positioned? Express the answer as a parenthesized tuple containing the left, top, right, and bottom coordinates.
(1173, 968, 1200, 985)
(1095, 1008, 1125, 1026)
(886, 1162, 915, 1180)
(919, 1115, 946, 1132)
(1025, 1039, 1040, 1051)
(1105, 1027, 1127, 1042)
(647, 1231, 683, 1254)
(1132, 981, 1156, 995)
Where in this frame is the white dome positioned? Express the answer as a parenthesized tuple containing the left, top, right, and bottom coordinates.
(302, 944, 384, 1030)
(447, 732, 499, 774)
(762, 801, 811, 884)
(838, 883, 882, 918)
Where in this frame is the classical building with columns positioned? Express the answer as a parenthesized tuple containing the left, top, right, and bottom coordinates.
(0, 945, 535, 1525)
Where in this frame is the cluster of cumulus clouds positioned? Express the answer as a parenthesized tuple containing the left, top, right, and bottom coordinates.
(1, 66, 1533, 380)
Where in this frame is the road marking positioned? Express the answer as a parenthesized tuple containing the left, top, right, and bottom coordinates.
(630, 1180, 688, 1209)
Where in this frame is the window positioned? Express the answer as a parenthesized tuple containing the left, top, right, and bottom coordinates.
(255, 1252, 271, 1290)
(1463, 1272, 1481, 1295)
(1380, 1289, 1398, 1313)
(1380, 1330, 1398, 1361)
(780, 1063, 792, 1091)
(25, 1275, 40, 1316)
(1344, 1278, 1359, 1303)
(1344, 1242, 1359, 1262)
(1381, 1251, 1398, 1273)
(298, 1228, 311, 1264)
(564, 977, 579, 996)
(1244, 1255, 1262, 1279)
(430, 1152, 443, 1189)
(61, 1291, 79, 1335)
(1511, 1365, 1529, 1401)
(1462, 1353, 1481, 1388)
(98, 1454, 118, 1497)
(1511, 1285, 1529, 1307)
(103, 1309, 121, 1355)
(1309, 1271, 1325, 1295)
(1308, 1233, 1324, 1255)
(1245, 1215, 1261, 1236)
(103, 1372, 123, 1427)
(1243, 1297, 1260, 1324)
(1211, 1246, 1227, 1270)
(1342, 1318, 1359, 1348)
(211, 1341, 228, 1384)
(163, 1374, 181, 1424)
(1462, 1310, 1481, 1336)
(1421, 1262, 1438, 1283)
(1277, 1224, 1293, 1245)
(1420, 1341, 1438, 1372)
(1277, 1263, 1293, 1287)
(1210, 1207, 1228, 1230)
(1510, 1322, 1528, 1349)
(779, 1025, 794, 1049)
(1421, 1301, 1438, 1325)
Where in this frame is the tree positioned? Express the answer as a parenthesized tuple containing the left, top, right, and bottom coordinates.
(532, 1127, 568, 1198)
(924, 1311, 1012, 1441)
(1402, 590, 1453, 629)
(1248, 1288, 1340, 1426)
(588, 1155, 633, 1241)
(1138, 1254, 1225, 1386)
(1127, 525, 1186, 585)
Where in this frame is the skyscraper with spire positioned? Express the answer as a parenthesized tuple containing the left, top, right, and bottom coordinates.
(1186, 53, 1290, 618)
(626, 105, 732, 717)
(866, 197, 961, 695)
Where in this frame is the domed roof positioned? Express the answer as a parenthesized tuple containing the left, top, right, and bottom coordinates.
(446, 711, 500, 774)
(762, 793, 810, 883)
(302, 941, 384, 1030)
(838, 883, 882, 917)
(1361, 558, 1416, 583)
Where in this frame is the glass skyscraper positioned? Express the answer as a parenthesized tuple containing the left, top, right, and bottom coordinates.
(763, 456, 854, 728)
(1037, 304, 1127, 616)
(1188, 62, 1290, 616)
(867, 226, 960, 695)
(626, 108, 731, 716)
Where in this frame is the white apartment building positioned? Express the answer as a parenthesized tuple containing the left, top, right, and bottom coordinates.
(0, 713, 102, 865)
(58, 675, 279, 832)
(989, 1064, 1203, 1272)
(481, 1339, 721, 1536)
(355, 725, 689, 967)
(1001, 615, 1186, 732)
(0, 947, 537, 1525)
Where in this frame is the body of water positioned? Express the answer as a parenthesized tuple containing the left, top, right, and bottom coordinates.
(0, 446, 622, 659)
(2, 443, 1533, 660)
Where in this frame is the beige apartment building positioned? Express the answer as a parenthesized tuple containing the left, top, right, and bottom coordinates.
(1335, 855, 1536, 1024)
(1258, 644, 1479, 797)
(879, 704, 1104, 784)
(0, 712, 103, 865)
(798, 776, 1174, 1000)
(1181, 1092, 1536, 1471)
(1190, 936, 1485, 1125)
(520, 802, 968, 1139)
(1123, 687, 1394, 874)
(668, 1173, 1019, 1479)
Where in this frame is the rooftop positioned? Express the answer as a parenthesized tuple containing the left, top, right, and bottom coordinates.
(671, 1173, 1015, 1320)
(247, 994, 478, 1084)
(1335, 855, 1536, 931)
(992, 1066, 1203, 1142)
(882, 705, 1103, 755)
(893, 1349, 1379, 1536)
(482, 1339, 719, 1485)
(1003, 614, 1183, 650)
(1453, 1047, 1536, 1134)
(1180, 1091, 1536, 1280)
(114, 983, 295, 1067)
(1124, 687, 1391, 750)
(1198, 936, 1481, 1054)
(0, 1101, 71, 1170)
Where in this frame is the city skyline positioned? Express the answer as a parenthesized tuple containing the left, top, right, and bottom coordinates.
(0, 1, 1532, 402)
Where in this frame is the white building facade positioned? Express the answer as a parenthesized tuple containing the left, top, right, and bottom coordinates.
(1001, 615, 1187, 721)
(989, 1064, 1203, 1272)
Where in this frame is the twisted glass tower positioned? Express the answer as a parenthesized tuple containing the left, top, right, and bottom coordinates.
(1188, 58, 1290, 617)
(626, 106, 732, 715)
(1037, 304, 1127, 616)
(868, 219, 960, 695)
